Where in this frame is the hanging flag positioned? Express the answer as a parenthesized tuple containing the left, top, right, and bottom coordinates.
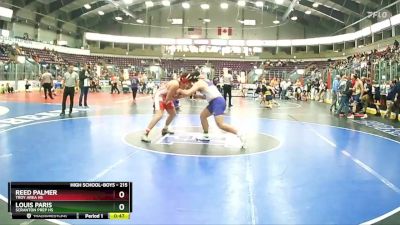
(187, 27, 202, 36)
(217, 27, 232, 39)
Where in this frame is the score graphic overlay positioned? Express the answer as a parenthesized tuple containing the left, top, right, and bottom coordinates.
(8, 182, 132, 220)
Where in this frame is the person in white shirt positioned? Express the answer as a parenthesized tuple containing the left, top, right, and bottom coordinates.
(60, 65, 79, 117)
(146, 79, 155, 94)
(141, 73, 148, 94)
(223, 71, 234, 107)
(41, 69, 53, 99)
(280, 80, 287, 99)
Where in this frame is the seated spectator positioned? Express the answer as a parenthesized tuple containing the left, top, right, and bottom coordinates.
(0, 84, 5, 94)
(146, 79, 155, 94)
(6, 83, 14, 93)
(24, 79, 31, 92)
(385, 80, 400, 121)
(301, 90, 308, 101)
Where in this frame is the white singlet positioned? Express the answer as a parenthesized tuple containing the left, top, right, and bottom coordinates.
(198, 80, 222, 102)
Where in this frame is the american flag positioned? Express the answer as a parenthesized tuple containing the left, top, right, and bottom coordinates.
(187, 27, 202, 36)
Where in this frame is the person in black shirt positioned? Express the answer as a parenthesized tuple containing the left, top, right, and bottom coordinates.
(78, 65, 91, 108)
(385, 80, 400, 121)
(394, 39, 399, 49)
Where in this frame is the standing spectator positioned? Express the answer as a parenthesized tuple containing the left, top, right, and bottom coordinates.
(330, 75, 340, 112)
(38, 75, 42, 93)
(279, 79, 286, 100)
(361, 78, 372, 114)
(141, 73, 148, 94)
(41, 69, 53, 99)
(348, 74, 363, 118)
(318, 80, 327, 103)
(110, 75, 120, 94)
(60, 65, 78, 117)
(336, 75, 352, 117)
(130, 73, 140, 103)
(223, 71, 233, 107)
(0, 84, 5, 94)
(79, 65, 91, 108)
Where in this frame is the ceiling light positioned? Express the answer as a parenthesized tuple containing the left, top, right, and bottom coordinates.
(305, 10, 311, 14)
(200, 3, 210, 10)
(162, 0, 170, 6)
(220, 2, 229, 9)
(145, 1, 154, 8)
(115, 16, 123, 21)
(182, 2, 190, 9)
(203, 18, 211, 23)
(256, 1, 264, 7)
(136, 19, 144, 24)
(273, 20, 280, 24)
(98, 11, 104, 15)
(123, 0, 133, 4)
(291, 16, 298, 20)
(84, 4, 91, 9)
(238, 0, 246, 7)
(275, 0, 284, 5)
(312, 2, 319, 7)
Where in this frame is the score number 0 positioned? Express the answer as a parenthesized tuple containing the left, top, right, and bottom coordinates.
(118, 191, 125, 211)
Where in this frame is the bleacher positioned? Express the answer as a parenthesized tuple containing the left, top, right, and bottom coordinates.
(0, 44, 318, 76)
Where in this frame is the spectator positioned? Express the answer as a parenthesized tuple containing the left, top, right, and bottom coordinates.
(110, 75, 120, 94)
(6, 83, 14, 93)
(41, 69, 54, 100)
(130, 73, 140, 103)
(78, 65, 91, 108)
(347, 74, 362, 119)
(336, 75, 352, 118)
(24, 79, 31, 93)
(141, 73, 148, 94)
(361, 78, 373, 114)
(330, 75, 340, 112)
(394, 39, 399, 49)
(385, 80, 400, 121)
(147, 79, 155, 94)
(0, 84, 5, 94)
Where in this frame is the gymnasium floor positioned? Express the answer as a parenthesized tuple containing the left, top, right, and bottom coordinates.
(0, 91, 400, 225)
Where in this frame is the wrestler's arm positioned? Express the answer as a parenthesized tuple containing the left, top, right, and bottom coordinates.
(178, 82, 202, 97)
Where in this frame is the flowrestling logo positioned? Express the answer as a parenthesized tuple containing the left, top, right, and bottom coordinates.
(353, 120, 400, 137)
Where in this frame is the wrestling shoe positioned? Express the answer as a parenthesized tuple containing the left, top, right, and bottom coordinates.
(238, 133, 247, 149)
(141, 135, 151, 143)
(161, 128, 174, 136)
(196, 134, 210, 142)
